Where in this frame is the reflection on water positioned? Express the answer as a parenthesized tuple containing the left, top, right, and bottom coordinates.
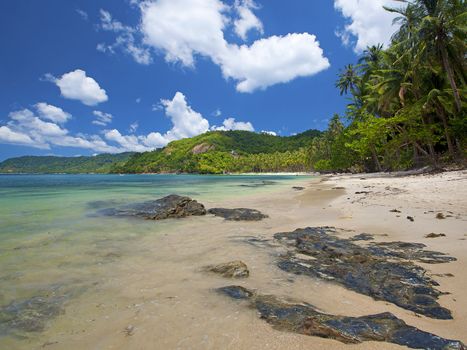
(0, 174, 304, 348)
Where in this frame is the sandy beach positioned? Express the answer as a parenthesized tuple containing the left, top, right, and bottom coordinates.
(2, 171, 466, 350)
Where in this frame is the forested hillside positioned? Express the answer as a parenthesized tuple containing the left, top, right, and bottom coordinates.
(111, 130, 321, 174)
(308, 0, 466, 172)
(0, 153, 135, 174)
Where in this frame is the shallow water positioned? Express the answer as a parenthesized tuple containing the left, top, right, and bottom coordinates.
(0, 174, 312, 349)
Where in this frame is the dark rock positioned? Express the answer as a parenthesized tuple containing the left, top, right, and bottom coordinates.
(98, 194, 206, 220)
(217, 286, 465, 349)
(332, 187, 345, 190)
(274, 227, 455, 319)
(205, 261, 249, 278)
(292, 186, 305, 191)
(355, 191, 371, 194)
(390, 209, 401, 213)
(407, 216, 415, 222)
(0, 296, 64, 335)
(425, 233, 447, 238)
(217, 285, 254, 300)
(436, 213, 446, 219)
(350, 233, 374, 241)
(208, 208, 268, 221)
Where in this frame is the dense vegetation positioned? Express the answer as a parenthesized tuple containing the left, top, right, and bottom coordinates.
(310, 0, 466, 172)
(111, 130, 321, 174)
(0, 153, 135, 174)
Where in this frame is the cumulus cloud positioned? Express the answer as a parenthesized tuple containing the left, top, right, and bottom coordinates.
(221, 33, 329, 92)
(233, 0, 263, 40)
(334, 0, 401, 52)
(1, 93, 257, 154)
(0, 125, 39, 148)
(211, 117, 254, 131)
(99, 1, 329, 92)
(47, 69, 108, 106)
(261, 130, 277, 136)
(92, 110, 113, 126)
(35, 102, 71, 124)
(0, 105, 119, 152)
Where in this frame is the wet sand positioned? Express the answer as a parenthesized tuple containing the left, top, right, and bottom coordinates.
(5, 171, 466, 349)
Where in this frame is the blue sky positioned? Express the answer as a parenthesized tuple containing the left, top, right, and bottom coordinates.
(0, 0, 399, 160)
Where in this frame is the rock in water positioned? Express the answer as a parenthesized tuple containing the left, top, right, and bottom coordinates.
(274, 227, 455, 319)
(217, 286, 466, 350)
(99, 195, 206, 220)
(0, 296, 64, 335)
(208, 208, 268, 221)
(205, 261, 249, 278)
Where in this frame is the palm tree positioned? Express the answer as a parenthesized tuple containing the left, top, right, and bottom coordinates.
(336, 64, 360, 95)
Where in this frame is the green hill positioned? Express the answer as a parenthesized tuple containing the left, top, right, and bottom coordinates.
(112, 130, 322, 174)
(0, 152, 135, 174)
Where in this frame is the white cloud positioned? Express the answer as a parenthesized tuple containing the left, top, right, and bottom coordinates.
(221, 33, 329, 92)
(76, 9, 89, 21)
(160, 92, 210, 140)
(104, 129, 153, 152)
(48, 69, 108, 106)
(212, 117, 254, 131)
(98, 9, 153, 65)
(261, 130, 277, 136)
(92, 110, 113, 126)
(0, 126, 40, 148)
(212, 109, 222, 117)
(35, 102, 71, 124)
(233, 0, 263, 40)
(97, 0, 330, 92)
(1, 106, 119, 153)
(334, 0, 401, 52)
(129, 122, 139, 132)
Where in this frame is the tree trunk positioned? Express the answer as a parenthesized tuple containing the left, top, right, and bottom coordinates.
(371, 146, 382, 172)
(440, 45, 462, 113)
(435, 104, 456, 158)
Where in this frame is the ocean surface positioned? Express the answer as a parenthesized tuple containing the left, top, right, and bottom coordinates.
(0, 174, 306, 347)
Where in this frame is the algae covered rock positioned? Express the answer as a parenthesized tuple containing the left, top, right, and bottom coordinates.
(205, 261, 249, 278)
(274, 227, 455, 319)
(99, 194, 206, 220)
(208, 208, 268, 221)
(217, 286, 466, 350)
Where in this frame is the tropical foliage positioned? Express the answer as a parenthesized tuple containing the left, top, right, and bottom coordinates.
(311, 0, 466, 172)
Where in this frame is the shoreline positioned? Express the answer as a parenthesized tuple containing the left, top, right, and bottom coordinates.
(1, 171, 465, 349)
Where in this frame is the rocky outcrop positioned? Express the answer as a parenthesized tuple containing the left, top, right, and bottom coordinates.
(208, 208, 268, 221)
(274, 227, 455, 319)
(217, 286, 465, 350)
(205, 261, 249, 278)
(99, 195, 206, 220)
(191, 143, 214, 155)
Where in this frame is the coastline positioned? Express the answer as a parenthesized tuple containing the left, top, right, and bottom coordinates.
(1, 171, 465, 349)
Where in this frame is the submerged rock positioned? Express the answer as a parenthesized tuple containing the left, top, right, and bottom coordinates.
(292, 186, 305, 191)
(205, 261, 249, 278)
(350, 233, 374, 241)
(0, 296, 64, 335)
(217, 286, 466, 350)
(208, 208, 268, 221)
(274, 227, 455, 319)
(426, 233, 446, 238)
(99, 194, 206, 220)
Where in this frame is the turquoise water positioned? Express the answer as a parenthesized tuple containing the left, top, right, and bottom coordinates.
(0, 174, 305, 344)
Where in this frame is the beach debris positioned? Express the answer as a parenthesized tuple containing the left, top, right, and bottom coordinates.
(98, 195, 206, 220)
(123, 324, 135, 336)
(406, 216, 414, 222)
(389, 209, 401, 213)
(0, 295, 64, 335)
(292, 186, 305, 191)
(205, 261, 249, 278)
(274, 227, 455, 319)
(217, 286, 466, 349)
(208, 208, 268, 221)
(355, 191, 370, 194)
(436, 213, 446, 219)
(332, 186, 345, 190)
(425, 233, 446, 238)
